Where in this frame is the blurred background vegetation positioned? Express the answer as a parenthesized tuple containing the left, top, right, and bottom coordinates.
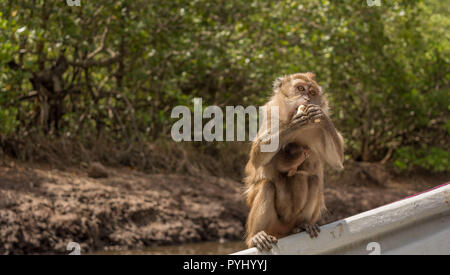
(0, 0, 448, 177)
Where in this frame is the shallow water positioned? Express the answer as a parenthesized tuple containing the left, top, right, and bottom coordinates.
(92, 241, 247, 255)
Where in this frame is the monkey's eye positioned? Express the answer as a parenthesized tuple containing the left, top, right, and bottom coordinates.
(297, 86, 305, 92)
(309, 89, 317, 96)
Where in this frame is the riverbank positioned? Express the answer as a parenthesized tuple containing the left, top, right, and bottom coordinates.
(0, 161, 447, 254)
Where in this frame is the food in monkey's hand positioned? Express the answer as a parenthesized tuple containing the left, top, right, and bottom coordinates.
(297, 104, 320, 123)
(296, 104, 306, 115)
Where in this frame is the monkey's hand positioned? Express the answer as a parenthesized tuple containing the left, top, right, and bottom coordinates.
(290, 104, 325, 130)
(251, 231, 278, 251)
(299, 223, 321, 238)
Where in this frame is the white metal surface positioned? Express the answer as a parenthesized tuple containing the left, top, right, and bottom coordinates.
(232, 183, 450, 255)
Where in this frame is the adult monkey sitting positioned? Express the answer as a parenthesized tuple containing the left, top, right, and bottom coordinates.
(244, 72, 344, 251)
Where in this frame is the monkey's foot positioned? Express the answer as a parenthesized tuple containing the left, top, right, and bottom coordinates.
(301, 223, 321, 238)
(251, 231, 278, 251)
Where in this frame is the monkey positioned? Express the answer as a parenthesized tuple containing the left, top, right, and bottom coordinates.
(272, 143, 311, 177)
(244, 72, 344, 251)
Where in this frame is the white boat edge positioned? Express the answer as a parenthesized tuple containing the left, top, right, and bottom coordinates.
(232, 183, 450, 255)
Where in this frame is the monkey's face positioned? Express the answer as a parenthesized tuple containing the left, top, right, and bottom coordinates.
(274, 72, 323, 117)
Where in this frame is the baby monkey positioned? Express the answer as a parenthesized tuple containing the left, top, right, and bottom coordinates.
(272, 143, 310, 177)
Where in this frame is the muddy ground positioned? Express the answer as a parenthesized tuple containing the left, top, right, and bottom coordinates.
(0, 160, 447, 254)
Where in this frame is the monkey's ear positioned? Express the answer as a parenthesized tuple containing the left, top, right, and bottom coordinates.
(305, 72, 316, 81)
(273, 76, 284, 93)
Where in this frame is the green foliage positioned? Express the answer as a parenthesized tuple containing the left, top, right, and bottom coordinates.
(0, 0, 448, 171)
(0, 107, 19, 135)
(394, 146, 450, 172)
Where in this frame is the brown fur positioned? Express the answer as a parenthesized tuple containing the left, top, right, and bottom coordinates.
(244, 72, 344, 248)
